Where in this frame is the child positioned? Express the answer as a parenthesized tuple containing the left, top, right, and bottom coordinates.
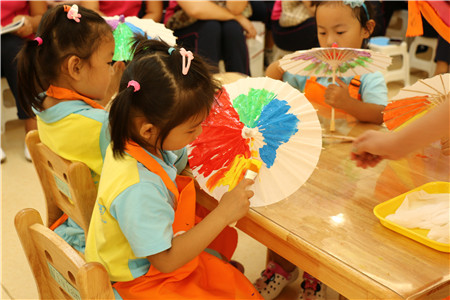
(85, 39, 262, 299)
(258, 1, 387, 299)
(266, 0, 387, 125)
(16, 4, 114, 252)
(352, 97, 450, 168)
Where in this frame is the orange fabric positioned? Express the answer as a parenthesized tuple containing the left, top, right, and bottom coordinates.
(46, 85, 105, 110)
(49, 213, 69, 231)
(113, 142, 260, 300)
(304, 76, 361, 118)
(407, 1, 450, 43)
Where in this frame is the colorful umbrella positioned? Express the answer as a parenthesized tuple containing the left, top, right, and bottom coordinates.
(188, 77, 322, 207)
(279, 44, 392, 131)
(104, 15, 176, 61)
(383, 73, 449, 130)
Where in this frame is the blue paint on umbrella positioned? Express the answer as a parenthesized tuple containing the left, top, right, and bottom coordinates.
(258, 99, 299, 168)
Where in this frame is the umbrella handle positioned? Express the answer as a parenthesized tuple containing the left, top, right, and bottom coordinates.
(229, 169, 259, 227)
(330, 69, 337, 132)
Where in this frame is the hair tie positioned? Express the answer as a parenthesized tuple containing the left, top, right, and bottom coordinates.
(127, 80, 140, 92)
(179, 48, 194, 75)
(64, 4, 81, 23)
(168, 47, 176, 55)
(34, 37, 43, 46)
(343, 0, 370, 20)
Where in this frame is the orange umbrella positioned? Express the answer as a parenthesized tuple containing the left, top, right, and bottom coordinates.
(383, 74, 449, 130)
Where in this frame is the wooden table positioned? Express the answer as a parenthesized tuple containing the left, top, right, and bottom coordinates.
(196, 117, 450, 299)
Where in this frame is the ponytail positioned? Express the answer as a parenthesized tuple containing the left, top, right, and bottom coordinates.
(16, 38, 45, 117)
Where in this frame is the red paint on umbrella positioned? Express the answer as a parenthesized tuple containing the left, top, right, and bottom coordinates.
(189, 89, 252, 177)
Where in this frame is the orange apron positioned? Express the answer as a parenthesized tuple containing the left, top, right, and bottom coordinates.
(304, 76, 361, 119)
(113, 142, 262, 300)
(45, 85, 105, 230)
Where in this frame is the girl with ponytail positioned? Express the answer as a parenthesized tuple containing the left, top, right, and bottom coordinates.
(16, 4, 115, 253)
(85, 38, 262, 300)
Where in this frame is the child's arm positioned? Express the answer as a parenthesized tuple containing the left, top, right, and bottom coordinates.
(147, 178, 254, 273)
(324, 77, 384, 124)
(265, 61, 285, 80)
(351, 97, 450, 168)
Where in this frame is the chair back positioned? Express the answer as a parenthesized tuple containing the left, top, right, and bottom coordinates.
(25, 130, 97, 236)
(15, 208, 114, 299)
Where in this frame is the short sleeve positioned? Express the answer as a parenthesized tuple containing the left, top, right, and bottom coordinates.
(360, 72, 388, 106)
(282, 72, 308, 92)
(110, 182, 174, 258)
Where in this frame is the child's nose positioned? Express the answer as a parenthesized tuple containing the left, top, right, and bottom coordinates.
(326, 36, 336, 48)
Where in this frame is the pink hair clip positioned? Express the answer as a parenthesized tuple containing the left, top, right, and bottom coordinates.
(179, 48, 194, 75)
(34, 37, 43, 46)
(127, 80, 140, 92)
(64, 4, 81, 23)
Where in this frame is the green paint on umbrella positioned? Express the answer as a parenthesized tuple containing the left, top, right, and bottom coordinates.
(233, 88, 275, 128)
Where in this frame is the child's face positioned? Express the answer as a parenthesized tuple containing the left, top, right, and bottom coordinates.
(316, 3, 370, 49)
(161, 113, 206, 151)
(79, 36, 115, 100)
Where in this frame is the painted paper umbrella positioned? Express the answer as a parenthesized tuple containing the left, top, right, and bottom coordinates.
(279, 44, 392, 131)
(188, 77, 322, 207)
(104, 15, 176, 61)
(383, 73, 449, 130)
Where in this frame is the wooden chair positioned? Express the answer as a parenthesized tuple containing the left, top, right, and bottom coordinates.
(15, 208, 114, 299)
(25, 130, 97, 236)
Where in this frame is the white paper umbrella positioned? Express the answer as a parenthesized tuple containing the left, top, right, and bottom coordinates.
(124, 16, 177, 46)
(384, 73, 449, 130)
(279, 46, 391, 78)
(188, 77, 322, 207)
(279, 45, 392, 131)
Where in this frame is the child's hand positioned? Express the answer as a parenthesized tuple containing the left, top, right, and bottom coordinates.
(324, 77, 352, 110)
(217, 178, 254, 225)
(351, 130, 393, 168)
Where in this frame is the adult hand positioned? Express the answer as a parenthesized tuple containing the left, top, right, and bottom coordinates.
(235, 14, 256, 38)
(324, 77, 352, 110)
(351, 130, 403, 168)
(13, 15, 33, 38)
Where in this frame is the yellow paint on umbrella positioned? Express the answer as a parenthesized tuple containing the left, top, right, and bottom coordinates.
(206, 154, 254, 191)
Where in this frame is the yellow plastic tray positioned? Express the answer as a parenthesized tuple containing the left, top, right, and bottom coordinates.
(373, 181, 450, 253)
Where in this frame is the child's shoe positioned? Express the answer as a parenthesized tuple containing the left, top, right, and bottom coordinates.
(253, 261, 299, 300)
(299, 272, 325, 300)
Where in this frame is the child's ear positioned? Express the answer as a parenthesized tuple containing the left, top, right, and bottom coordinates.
(139, 122, 157, 141)
(363, 19, 376, 38)
(65, 55, 84, 81)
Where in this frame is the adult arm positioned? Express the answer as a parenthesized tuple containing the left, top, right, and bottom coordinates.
(79, 1, 104, 16)
(142, 1, 163, 22)
(352, 97, 450, 167)
(13, 1, 47, 37)
(177, 1, 256, 38)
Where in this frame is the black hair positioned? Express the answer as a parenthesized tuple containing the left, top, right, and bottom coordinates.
(313, 1, 375, 48)
(109, 37, 221, 158)
(16, 4, 113, 117)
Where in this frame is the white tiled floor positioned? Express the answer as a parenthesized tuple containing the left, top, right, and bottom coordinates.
(1, 69, 426, 299)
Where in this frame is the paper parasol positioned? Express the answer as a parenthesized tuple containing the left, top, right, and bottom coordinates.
(188, 77, 322, 207)
(383, 73, 449, 130)
(279, 44, 392, 131)
(105, 15, 176, 61)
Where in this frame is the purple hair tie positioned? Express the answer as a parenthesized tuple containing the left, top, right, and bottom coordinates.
(127, 80, 140, 92)
(34, 37, 43, 46)
(179, 48, 194, 75)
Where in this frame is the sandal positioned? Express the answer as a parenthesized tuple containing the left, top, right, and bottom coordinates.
(299, 272, 325, 300)
(253, 261, 299, 300)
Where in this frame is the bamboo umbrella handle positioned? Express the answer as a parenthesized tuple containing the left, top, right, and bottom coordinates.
(330, 69, 337, 132)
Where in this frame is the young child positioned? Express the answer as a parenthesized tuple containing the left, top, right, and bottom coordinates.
(258, 1, 387, 299)
(85, 39, 262, 299)
(266, 0, 387, 125)
(16, 4, 114, 252)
